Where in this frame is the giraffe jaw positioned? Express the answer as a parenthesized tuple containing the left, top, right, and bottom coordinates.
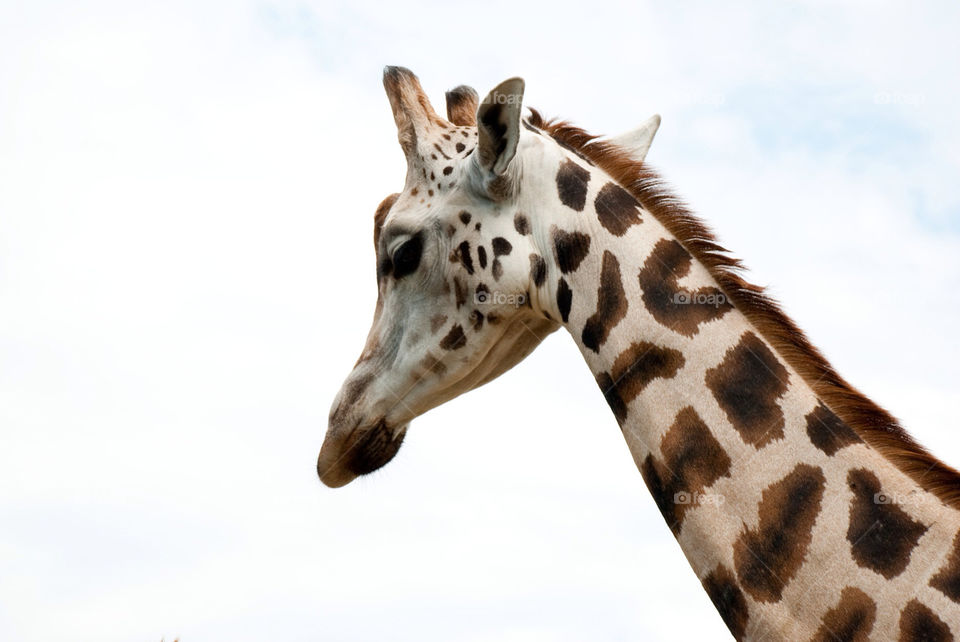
(316, 419, 408, 488)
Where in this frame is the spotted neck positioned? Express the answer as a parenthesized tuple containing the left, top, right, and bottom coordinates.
(523, 143, 960, 640)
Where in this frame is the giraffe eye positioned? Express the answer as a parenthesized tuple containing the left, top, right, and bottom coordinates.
(391, 234, 423, 279)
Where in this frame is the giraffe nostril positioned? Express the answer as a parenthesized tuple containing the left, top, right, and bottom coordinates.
(317, 420, 409, 488)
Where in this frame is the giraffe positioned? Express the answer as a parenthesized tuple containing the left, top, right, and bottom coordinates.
(318, 67, 960, 640)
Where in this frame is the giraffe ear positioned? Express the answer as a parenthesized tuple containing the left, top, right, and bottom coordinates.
(445, 85, 479, 126)
(608, 114, 661, 163)
(476, 77, 525, 176)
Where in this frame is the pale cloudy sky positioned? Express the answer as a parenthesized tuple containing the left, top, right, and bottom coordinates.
(1, 1, 959, 641)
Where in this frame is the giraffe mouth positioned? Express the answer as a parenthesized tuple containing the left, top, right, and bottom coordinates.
(317, 419, 408, 488)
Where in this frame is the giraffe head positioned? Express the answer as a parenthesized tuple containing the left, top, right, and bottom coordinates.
(318, 67, 658, 487)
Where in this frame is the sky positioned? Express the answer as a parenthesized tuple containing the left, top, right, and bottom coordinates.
(1, 1, 959, 640)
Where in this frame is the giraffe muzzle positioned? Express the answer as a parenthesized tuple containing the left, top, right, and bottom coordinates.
(317, 419, 408, 488)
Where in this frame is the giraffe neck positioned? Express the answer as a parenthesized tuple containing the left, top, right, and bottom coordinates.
(525, 145, 960, 640)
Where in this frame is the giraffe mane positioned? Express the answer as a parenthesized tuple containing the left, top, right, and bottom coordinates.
(525, 108, 960, 510)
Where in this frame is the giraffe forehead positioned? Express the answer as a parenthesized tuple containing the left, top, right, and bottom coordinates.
(407, 126, 478, 176)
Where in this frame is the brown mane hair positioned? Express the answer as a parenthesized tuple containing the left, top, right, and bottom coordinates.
(525, 108, 960, 509)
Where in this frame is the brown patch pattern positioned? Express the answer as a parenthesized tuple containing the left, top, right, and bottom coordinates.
(555, 158, 591, 211)
(637, 238, 733, 337)
(418, 354, 447, 377)
(898, 599, 953, 642)
(581, 251, 628, 353)
(556, 278, 572, 323)
(702, 565, 749, 641)
(456, 241, 474, 274)
(529, 253, 546, 287)
(429, 314, 448, 334)
(439, 324, 467, 351)
(806, 401, 862, 456)
(734, 463, 826, 603)
(930, 531, 960, 603)
(811, 587, 876, 642)
(514, 212, 531, 235)
(525, 108, 960, 513)
(706, 331, 789, 448)
(598, 341, 684, 425)
(640, 407, 732, 535)
(551, 227, 591, 274)
(594, 181, 642, 236)
(846, 468, 928, 579)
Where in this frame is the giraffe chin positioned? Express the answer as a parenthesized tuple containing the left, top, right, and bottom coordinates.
(317, 420, 408, 488)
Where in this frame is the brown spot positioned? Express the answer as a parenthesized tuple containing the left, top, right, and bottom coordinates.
(514, 212, 531, 235)
(595, 372, 627, 425)
(492, 260, 503, 281)
(453, 277, 467, 309)
(469, 309, 484, 331)
(551, 227, 591, 273)
(898, 600, 953, 642)
(338, 373, 374, 415)
(443, 166, 453, 175)
(702, 565, 749, 640)
(556, 278, 572, 323)
(806, 401, 862, 455)
(529, 253, 546, 287)
(440, 324, 467, 351)
(640, 407, 732, 535)
(594, 182, 642, 236)
(931, 531, 960, 603)
(492, 237, 512, 257)
(811, 587, 876, 642)
(599, 341, 684, 422)
(555, 158, 591, 211)
(459, 210, 472, 225)
(475, 283, 489, 304)
(418, 354, 447, 377)
(477, 245, 488, 270)
(706, 331, 789, 448)
(846, 468, 928, 579)
(455, 142, 465, 153)
(429, 314, 448, 334)
(734, 463, 826, 603)
(456, 241, 474, 274)
(581, 251, 627, 352)
(637, 238, 733, 337)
